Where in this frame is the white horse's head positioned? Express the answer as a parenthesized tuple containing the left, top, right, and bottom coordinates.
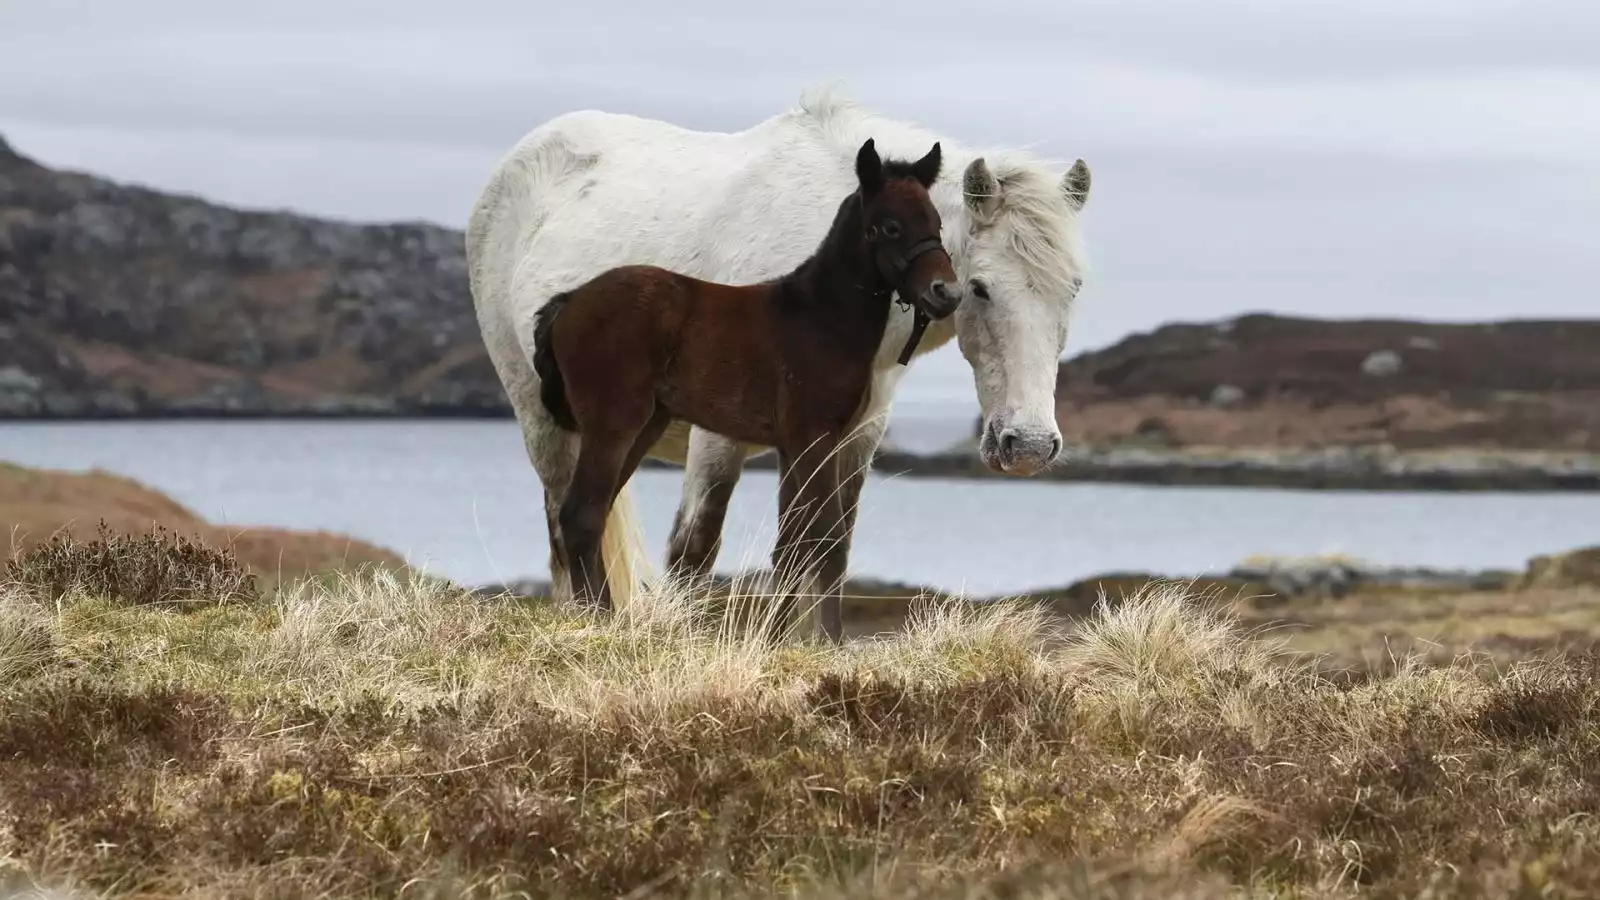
(948, 155, 1091, 476)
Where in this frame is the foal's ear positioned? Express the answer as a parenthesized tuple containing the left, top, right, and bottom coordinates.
(856, 137, 885, 196)
(911, 142, 942, 189)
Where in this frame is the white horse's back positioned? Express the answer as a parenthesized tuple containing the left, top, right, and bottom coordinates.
(472, 109, 812, 316)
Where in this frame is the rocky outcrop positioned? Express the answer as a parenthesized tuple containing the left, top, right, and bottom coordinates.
(0, 135, 507, 417)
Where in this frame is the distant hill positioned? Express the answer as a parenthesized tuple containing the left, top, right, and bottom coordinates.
(1054, 314, 1600, 452)
(3, 135, 1597, 457)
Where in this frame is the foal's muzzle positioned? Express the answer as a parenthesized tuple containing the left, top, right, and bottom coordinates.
(920, 280, 962, 319)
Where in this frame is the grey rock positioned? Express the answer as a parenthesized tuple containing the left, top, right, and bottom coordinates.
(0, 366, 42, 392)
(0, 366, 43, 415)
(1361, 349, 1403, 377)
(1209, 384, 1246, 408)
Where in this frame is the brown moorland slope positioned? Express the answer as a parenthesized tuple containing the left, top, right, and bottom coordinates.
(0, 461, 405, 582)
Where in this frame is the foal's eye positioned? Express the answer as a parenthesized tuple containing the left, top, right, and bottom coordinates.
(969, 279, 991, 301)
(879, 219, 902, 239)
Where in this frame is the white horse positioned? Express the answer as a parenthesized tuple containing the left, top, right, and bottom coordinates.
(466, 86, 1092, 618)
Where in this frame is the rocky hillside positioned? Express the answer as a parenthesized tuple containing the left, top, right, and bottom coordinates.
(1055, 314, 1600, 452)
(0, 134, 506, 417)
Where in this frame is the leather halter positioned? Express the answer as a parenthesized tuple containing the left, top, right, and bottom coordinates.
(867, 229, 948, 366)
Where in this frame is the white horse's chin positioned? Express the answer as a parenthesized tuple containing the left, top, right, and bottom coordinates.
(979, 448, 1051, 477)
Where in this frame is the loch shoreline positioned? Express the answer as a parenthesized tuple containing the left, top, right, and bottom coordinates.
(648, 443, 1600, 492)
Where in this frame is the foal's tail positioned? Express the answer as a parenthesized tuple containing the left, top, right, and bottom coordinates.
(530, 291, 579, 431)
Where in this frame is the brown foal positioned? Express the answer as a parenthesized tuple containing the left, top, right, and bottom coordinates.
(531, 137, 959, 642)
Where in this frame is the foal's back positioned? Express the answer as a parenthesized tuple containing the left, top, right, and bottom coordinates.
(541, 263, 785, 445)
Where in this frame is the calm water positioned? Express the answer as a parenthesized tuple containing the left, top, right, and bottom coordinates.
(4, 420, 1597, 595)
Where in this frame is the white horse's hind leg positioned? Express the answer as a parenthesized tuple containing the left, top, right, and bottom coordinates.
(522, 422, 579, 603)
(665, 427, 749, 585)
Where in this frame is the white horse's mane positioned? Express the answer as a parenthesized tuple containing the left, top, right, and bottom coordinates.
(793, 84, 1088, 301)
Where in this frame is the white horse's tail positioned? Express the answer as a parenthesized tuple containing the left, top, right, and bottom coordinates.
(601, 480, 653, 610)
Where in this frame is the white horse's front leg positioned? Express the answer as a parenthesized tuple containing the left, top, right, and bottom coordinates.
(665, 426, 749, 583)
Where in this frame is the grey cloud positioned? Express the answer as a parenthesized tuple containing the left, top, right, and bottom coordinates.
(7, 0, 1599, 81)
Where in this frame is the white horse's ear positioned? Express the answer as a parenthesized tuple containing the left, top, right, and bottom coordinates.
(963, 157, 1002, 221)
(1062, 158, 1091, 212)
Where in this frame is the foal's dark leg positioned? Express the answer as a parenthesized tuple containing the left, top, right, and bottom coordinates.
(815, 435, 875, 639)
(559, 429, 637, 612)
(767, 450, 806, 642)
(806, 458, 850, 644)
(769, 434, 846, 643)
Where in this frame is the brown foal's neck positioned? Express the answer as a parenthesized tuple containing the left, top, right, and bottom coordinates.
(768, 189, 894, 342)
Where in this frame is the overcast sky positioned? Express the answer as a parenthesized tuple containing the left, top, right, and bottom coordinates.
(1, 0, 1596, 413)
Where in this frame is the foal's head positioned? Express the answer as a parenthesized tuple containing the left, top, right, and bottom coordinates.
(853, 138, 960, 320)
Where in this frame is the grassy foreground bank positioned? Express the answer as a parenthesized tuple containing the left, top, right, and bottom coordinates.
(4, 530, 1600, 899)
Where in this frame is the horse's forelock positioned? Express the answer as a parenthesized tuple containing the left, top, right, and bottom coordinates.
(981, 159, 1088, 305)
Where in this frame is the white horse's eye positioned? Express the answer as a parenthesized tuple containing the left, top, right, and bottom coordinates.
(969, 278, 991, 301)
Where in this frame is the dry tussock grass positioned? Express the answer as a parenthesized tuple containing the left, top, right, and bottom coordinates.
(2, 535, 1599, 899)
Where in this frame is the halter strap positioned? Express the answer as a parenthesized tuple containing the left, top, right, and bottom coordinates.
(868, 234, 947, 366)
(896, 309, 931, 366)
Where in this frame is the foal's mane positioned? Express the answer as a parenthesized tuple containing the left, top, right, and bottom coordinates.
(793, 84, 1088, 304)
